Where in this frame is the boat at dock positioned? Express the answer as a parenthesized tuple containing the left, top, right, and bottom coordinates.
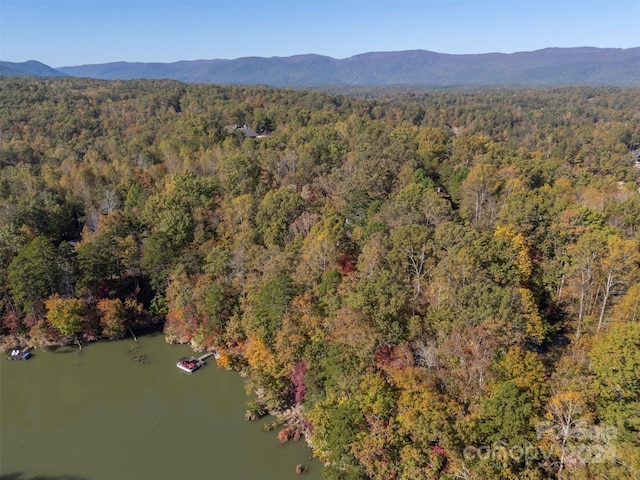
(176, 351, 218, 373)
(7, 348, 32, 361)
(176, 357, 202, 373)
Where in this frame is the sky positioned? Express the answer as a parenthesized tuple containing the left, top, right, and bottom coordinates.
(1, 0, 638, 67)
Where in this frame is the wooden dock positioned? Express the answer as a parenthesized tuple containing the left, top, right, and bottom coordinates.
(197, 352, 217, 362)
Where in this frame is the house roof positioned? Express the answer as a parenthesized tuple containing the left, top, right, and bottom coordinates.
(227, 124, 257, 138)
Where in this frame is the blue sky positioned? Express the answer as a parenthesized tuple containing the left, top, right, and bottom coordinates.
(1, 0, 638, 67)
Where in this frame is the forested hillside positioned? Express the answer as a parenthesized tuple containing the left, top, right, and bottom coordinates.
(53, 47, 640, 86)
(1, 77, 639, 479)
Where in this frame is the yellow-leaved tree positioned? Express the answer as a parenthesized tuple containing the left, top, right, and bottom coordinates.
(45, 294, 84, 340)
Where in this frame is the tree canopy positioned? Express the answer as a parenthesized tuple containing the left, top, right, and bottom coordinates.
(1, 77, 639, 479)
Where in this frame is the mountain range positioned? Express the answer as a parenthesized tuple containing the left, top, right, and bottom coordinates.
(2, 47, 639, 87)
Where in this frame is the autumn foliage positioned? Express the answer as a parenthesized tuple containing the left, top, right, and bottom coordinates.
(1, 77, 640, 479)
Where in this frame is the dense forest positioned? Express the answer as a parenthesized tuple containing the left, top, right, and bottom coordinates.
(1, 77, 639, 479)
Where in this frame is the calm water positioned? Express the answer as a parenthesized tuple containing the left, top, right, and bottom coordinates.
(0, 333, 322, 480)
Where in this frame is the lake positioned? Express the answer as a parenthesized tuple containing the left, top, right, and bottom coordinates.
(0, 333, 322, 480)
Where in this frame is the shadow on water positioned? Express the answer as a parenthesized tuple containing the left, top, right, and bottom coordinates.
(45, 346, 80, 354)
(1, 474, 87, 480)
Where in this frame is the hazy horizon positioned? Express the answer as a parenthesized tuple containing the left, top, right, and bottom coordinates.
(1, 1, 638, 68)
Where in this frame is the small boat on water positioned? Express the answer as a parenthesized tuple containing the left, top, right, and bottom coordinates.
(176, 357, 202, 373)
(7, 348, 31, 361)
(176, 351, 219, 373)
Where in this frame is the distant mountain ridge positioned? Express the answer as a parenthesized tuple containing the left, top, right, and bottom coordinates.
(0, 60, 68, 78)
(3, 48, 640, 86)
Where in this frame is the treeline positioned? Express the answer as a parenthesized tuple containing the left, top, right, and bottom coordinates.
(1, 77, 639, 479)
